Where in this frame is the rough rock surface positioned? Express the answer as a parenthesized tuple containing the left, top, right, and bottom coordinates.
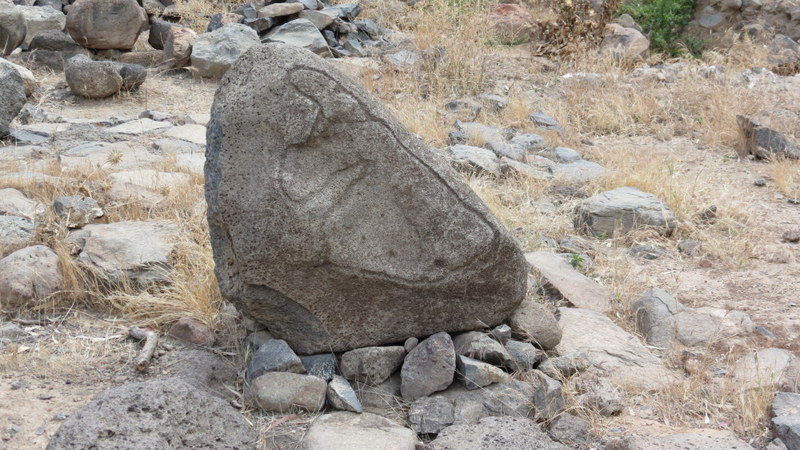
(247, 371, 327, 412)
(456, 355, 507, 389)
(507, 298, 562, 350)
(0, 215, 35, 249)
(205, 43, 528, 354)
(327, 375, 363, 412)
(340, 346, 405, 385)
(0, 3, 26, 55)
(17, 5, 65, 46)
(67, 220, 179, 285)
(246, 338, 305, 382)
(64, 54, 123, 99)
(601, 23, 650, 61)
(605, 430, 754, 449)
(66, 0, 146, 49)
(736, 115, 800, 159)
(158, 350, 238, 399)
(53, 195, 102, 228)
(408, 396, 455, 434)
(734, 348, 800, 392)
(575, 186, 677, 237)
(265, 19, 332, 57)
(527, 251, 612, 312)
(0, 188, 42, 218)
(401, 331, 455, 401)
(0, 245, 61, 310)
(772, 392, 800, 450)
(556, 307, 673, 390)
(429, 416, 566, 449)
(0, 62, 26, 137)
(300, 412, 417, 450)
(433, 379, 535, 424)
(46, 377, 257, 449)
(191, 23, 259, 79)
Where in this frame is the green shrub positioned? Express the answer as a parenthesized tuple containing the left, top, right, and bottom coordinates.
(620, 0, 702, 57)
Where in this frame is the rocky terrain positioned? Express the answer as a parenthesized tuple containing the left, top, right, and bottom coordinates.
(1, 0, 800, 448)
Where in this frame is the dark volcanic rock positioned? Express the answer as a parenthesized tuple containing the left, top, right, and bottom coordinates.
(205, 43, 528, 354)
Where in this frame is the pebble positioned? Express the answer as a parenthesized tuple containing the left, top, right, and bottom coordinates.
(753, 177, 766, 186)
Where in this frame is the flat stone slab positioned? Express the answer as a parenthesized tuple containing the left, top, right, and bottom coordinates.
(526, 251, 612, 312)
(300, 412, 416, 450)
(104, 118, 173, 135)
(161, 124, 207, 146)
(556, 307, 673, 390)
(205, 42, 527, 354)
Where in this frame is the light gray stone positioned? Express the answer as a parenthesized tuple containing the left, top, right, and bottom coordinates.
(205, 43, 527, 354)
(264, 19, 331, 57)
(17, 5, 65, 46)
(0, 216, 34, 250)
(0, 62, 26, 137)
(508, 298, 562, 350)
(605, 431, 754, 449)
(557, 307, 673, 390)
(355, 373, 402, 413)
(737, 115, 800, 159)
(327, 375, 363, 413)
(539, 353, 591, 379)
(107, 170, 190, 191)
(258, 2, 303, 18)
(456, 355, 507, 390)
(554, 146, 581, 162)
(449, 144, 501, 176)
(504, 339, 543, 371)
(0, 3, 26, 55)
(433, 379, 535, 424)
(0, 188, 42, 219)
(499, 157, 552, 180)
(0, 245, 61, 310)
(529, 111, 563, 133)
(246, 339, 305, 382)
(191, 24, 259, 79)
(510, 133, 548, 155)
(247, 371, 326, 413)
(0, 58, 36, 97)
(46, 378, 256, 449)
(734, 348, 800, 392)
(575, 187, 677, 237)
(300, 412, 416, 450)
(490, 324, 512, 344)
(60, 141, 163, 171)
(408, 396, 454, 434)
(576, 374, 624, 416)
(53, 195, 102, 228)
(549, 160, 605, 183)
(527, 251, 612, 312)
(524, 369, 564, 420)
(430, 416, 566, 449)
(65, 0, 147, 50)
(452, 331, 512, 367)
(455, 121, 520, 160)
(548, 413, 590, 446)
(161, 124, 206, 146)
(341, 346, 405, 385)
(401, 331, 455, 401)
(68, 220, 179, 285)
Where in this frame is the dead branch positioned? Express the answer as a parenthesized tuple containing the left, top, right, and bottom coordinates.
(129, 327, 158, 372)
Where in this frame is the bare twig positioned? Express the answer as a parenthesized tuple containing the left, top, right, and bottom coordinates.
(129, 327, 159, 372)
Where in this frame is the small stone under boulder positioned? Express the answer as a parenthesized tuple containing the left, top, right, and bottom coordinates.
(205, 43, 528, 354)
(401, 331, 455, 401)
(46, 377, 257, 449)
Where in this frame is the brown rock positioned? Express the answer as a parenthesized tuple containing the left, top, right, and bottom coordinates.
(487, 4, 538, 45)
(600, 24, 650, 62)
(167, 317, 215, 346)
(163, 26, 197, 68)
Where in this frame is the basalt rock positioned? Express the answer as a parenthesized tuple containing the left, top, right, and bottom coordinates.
(205, 43, 527, 354)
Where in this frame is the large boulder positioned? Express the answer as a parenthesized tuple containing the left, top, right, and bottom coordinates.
(205, 43, 528, 354)
(574, 186, 677, 238)
(191, 23, 259, 79)
(0, 245, 62, 310)
(0, 62, 26, 137)
(0, 3, 26, 55)
(64, 54, 123, 99)
(65, 0, 147, 50)
(46, 378, 257, 449)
